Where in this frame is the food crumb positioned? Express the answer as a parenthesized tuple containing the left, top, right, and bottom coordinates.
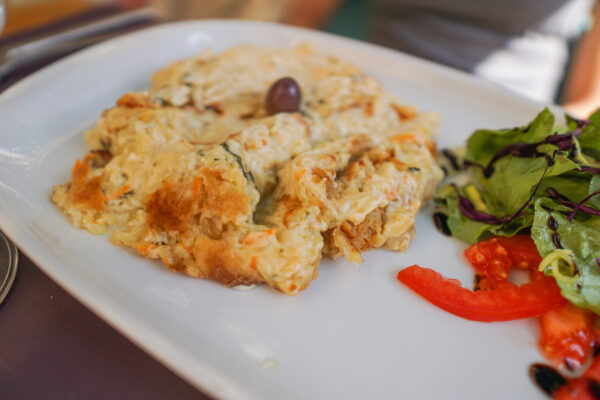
(262, 357, 279, 369)
(232, 284, 256, 291)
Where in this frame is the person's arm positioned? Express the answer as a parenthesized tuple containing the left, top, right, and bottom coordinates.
(562, 2, 600, 117)
(283, 0, 342, 28)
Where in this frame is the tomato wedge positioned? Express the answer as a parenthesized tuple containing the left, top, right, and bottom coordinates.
(539, 303, 600, 369)
(543, 355, 600, 399)
(584, 356, 600, 382)
(397, 265, 566, 322)
(464, 235, 543, 290)
(553, 378, 600, 400)
(465, 235, 542, 271)
(397, 235, 567, 321)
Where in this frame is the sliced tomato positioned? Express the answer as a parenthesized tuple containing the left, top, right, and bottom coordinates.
(547, 356, 600, 399)
(540, 304, 600, 369)
(553, 378, 600, 400)
(397, 265, 566, 322)
(464, 235, 542, 290)
(584, 356, 600, 382)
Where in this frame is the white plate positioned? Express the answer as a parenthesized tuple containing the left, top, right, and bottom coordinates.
(0, 20, 554, 399)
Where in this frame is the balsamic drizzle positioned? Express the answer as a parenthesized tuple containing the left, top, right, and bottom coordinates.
(548, 216, 559, 231)
(433, 212, 451, 236)
(441, 149, 461, 171)
(551, 233, 563, 249)
(529, 364, 567, 396)
(546, 215, 564, 249)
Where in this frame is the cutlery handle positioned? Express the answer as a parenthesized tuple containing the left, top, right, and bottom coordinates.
(0, 7, 157, 79)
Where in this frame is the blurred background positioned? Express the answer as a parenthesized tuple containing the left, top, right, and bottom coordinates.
(0, 0, 362, 38)
(0, 0, 598, 114)
(0, 0, 366, 90)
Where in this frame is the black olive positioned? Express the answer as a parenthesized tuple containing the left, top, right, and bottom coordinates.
(265, 77, 301, 115)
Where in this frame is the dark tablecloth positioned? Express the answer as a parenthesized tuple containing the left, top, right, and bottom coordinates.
(0, 253, 211, 399)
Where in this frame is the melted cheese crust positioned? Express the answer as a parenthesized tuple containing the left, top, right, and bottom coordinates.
(52, 45, 443, 295)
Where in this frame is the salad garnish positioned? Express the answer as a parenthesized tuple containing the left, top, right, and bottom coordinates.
(398, 107, 600, 398)
(545, 187, 600, 219)
(430, 108, 600, 315)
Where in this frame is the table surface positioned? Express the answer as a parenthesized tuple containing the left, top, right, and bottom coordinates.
(0, 252, 212, 399)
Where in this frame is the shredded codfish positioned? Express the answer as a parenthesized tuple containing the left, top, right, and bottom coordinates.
(51, 44, 443, 295)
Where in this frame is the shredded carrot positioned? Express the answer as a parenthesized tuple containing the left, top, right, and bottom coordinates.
(386, 190, 397, 201)
(242, 229, 276, 245)
(363, 101, 374, 117)
(192, 177, 202, 196)
(116, 92, 154, 108)
(296, 169, 307, 180)
(389, 158, 406, 170)
(390, 133, 419, 143)
(250, 256, 258, 270)
(134, 244, 156, 257)
(179, 242, 192, 252)
(109, 184, 131, 201)
(391, 104, 417, 121)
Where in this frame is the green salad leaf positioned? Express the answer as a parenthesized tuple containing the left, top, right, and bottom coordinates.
(465, 108, 555, 166)
(531, 200, 600, 315)
(577, 109, 600, 160)
(539, 173, 594, 204)
(435, 107, 600, 314)
(590, 175, 600, 209)
(482, 154, 577, 214)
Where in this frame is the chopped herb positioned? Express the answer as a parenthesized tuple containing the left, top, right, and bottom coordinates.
(220, 142, 257, 189)
(120, 190, 135, 199)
